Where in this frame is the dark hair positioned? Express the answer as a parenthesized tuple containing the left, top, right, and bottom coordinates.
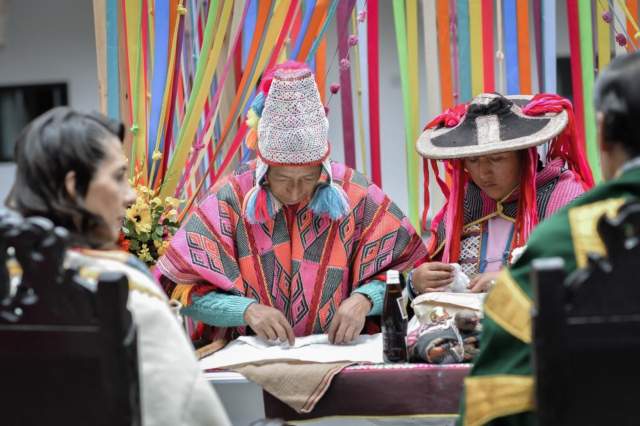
(594, 51, 640, 157)
(6, 107, 125, 247)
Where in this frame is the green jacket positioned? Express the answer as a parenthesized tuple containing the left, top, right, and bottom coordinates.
(459, 165, 640, 426)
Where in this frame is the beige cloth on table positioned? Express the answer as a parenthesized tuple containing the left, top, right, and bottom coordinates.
(232, 360, 354, 413)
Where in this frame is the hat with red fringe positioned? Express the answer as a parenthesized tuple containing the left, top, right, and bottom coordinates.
(242, 61, 349, 224)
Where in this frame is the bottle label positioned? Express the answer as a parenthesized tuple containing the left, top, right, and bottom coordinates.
(396, 296, 408, 320)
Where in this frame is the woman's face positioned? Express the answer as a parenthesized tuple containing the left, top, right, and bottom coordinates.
(83, 136, 136, 245)
(464, 151, 521, 200)
(267, 165, 322, 205)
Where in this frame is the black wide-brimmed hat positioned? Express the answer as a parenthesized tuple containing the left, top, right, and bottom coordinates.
(416, 93, 568, 160)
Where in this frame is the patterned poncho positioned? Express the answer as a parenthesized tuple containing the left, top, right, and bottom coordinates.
(428, 159, 585, 277)
(156, 160, 428, 338)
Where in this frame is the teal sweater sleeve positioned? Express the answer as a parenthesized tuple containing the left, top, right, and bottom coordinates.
(353, 280, 385, 316)
(181, 292, 256, 327)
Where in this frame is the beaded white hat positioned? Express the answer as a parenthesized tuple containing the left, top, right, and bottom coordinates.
(257, 67, 330, 166)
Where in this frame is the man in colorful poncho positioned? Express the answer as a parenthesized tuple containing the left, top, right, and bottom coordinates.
(155, 62, 427, 346)
(458, 52, 640, 425)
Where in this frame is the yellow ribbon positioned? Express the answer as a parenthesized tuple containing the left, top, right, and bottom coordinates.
(469, 0, 484, 96)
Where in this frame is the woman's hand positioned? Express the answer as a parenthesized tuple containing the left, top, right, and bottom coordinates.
(467, 271, 500, 293)
(411, 262, 455, 294)
(244, 303, 295, 345)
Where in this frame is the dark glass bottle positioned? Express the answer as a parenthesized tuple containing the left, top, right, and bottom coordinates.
(382, 270, 408, 363)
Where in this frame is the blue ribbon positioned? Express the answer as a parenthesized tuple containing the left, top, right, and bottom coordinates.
(503, 0, 520, 94)
(456, 0, 472, 102)
(242, 0, 257, 68)
(292, 0, 316, 59)
(147, 0, 170, 173)
(106, 0, 120, 119)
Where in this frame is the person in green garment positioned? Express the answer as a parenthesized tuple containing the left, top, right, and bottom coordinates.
(459, 51, 640, 426)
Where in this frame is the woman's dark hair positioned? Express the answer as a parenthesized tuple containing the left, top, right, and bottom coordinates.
(594, 51, 640, 158)
(6, 107, 126, 247)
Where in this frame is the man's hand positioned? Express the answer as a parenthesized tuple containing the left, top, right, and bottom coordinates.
(467, 271, 500, 293)
(411, 262, 454, 294)
(243, 303, 295, 345)
(327, 293, 371, 345)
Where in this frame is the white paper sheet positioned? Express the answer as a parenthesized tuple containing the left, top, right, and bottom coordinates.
(199, 333, 383, 370)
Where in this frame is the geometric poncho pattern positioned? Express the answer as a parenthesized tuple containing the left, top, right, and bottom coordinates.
(156, 160, 428, 338)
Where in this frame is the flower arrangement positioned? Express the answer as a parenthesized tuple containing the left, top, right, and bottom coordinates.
(120, 184, 181, 265)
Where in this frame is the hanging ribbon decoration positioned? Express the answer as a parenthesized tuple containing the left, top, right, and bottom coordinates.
(516, 0, 532, 94)
(158, 4, 187, 186)
(179, 0, 252, 196)
(456, 0, 471, 102)
(106, 0, 120, 119)
(393, 0, 420, 230)
(577, 0, 602, 182)
(337, 0, 357, 168)
(147, 0, 171, 175)
(469, 0, 484, 96)
(597, 0, 612, 73)
(422, 0, 441, 118)
(354, 0, 370, 176)
(533, 0, 543, 91)
(367, 0, 382, 187)
(436, 0, 453, 108)
(621, 0, 640, 51)
(481, 0, 495, 93)
(542, 0, 556, 92)
(159, 0, 234, 198)
(503, 0, 520, 94)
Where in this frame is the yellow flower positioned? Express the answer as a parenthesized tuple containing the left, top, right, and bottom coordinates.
(126, 199, 152, 234)
(154, 239, 170, 257)
(138, 243, 154, 263)
(137, 185, 153, 196)
(152, 151, 163, 161)
(151, 197, 162, 207)
(167, 209, 179, 221)
(165, 196, 181, 209)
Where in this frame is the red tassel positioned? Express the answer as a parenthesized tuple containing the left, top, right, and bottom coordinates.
(424, 104, 468, 130)
(422, 159, 431, 232)
(514, 148, 539, 249)
(441, 161, 466, 263)
(522, 93, 594, 189)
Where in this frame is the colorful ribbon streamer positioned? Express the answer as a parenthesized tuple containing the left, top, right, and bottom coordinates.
(503, 0, 520, 94)
(393, 0, 420, 229)
(367, 0, 382, 187)
(516, 0, 531, 94)
(337, 0, 357, 168)
(469, 0, 484, 96)
(577, 0, 602, 182)
(542, 0, 556, 92)
(456, 0, 471, 102)
(481, 0, 495, 93)
(436, 0, 454, 108)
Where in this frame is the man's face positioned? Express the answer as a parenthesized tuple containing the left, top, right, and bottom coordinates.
(267, 165, 322, 205)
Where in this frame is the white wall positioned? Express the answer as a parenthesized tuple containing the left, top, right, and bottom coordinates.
(0, 0, 99, 203)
